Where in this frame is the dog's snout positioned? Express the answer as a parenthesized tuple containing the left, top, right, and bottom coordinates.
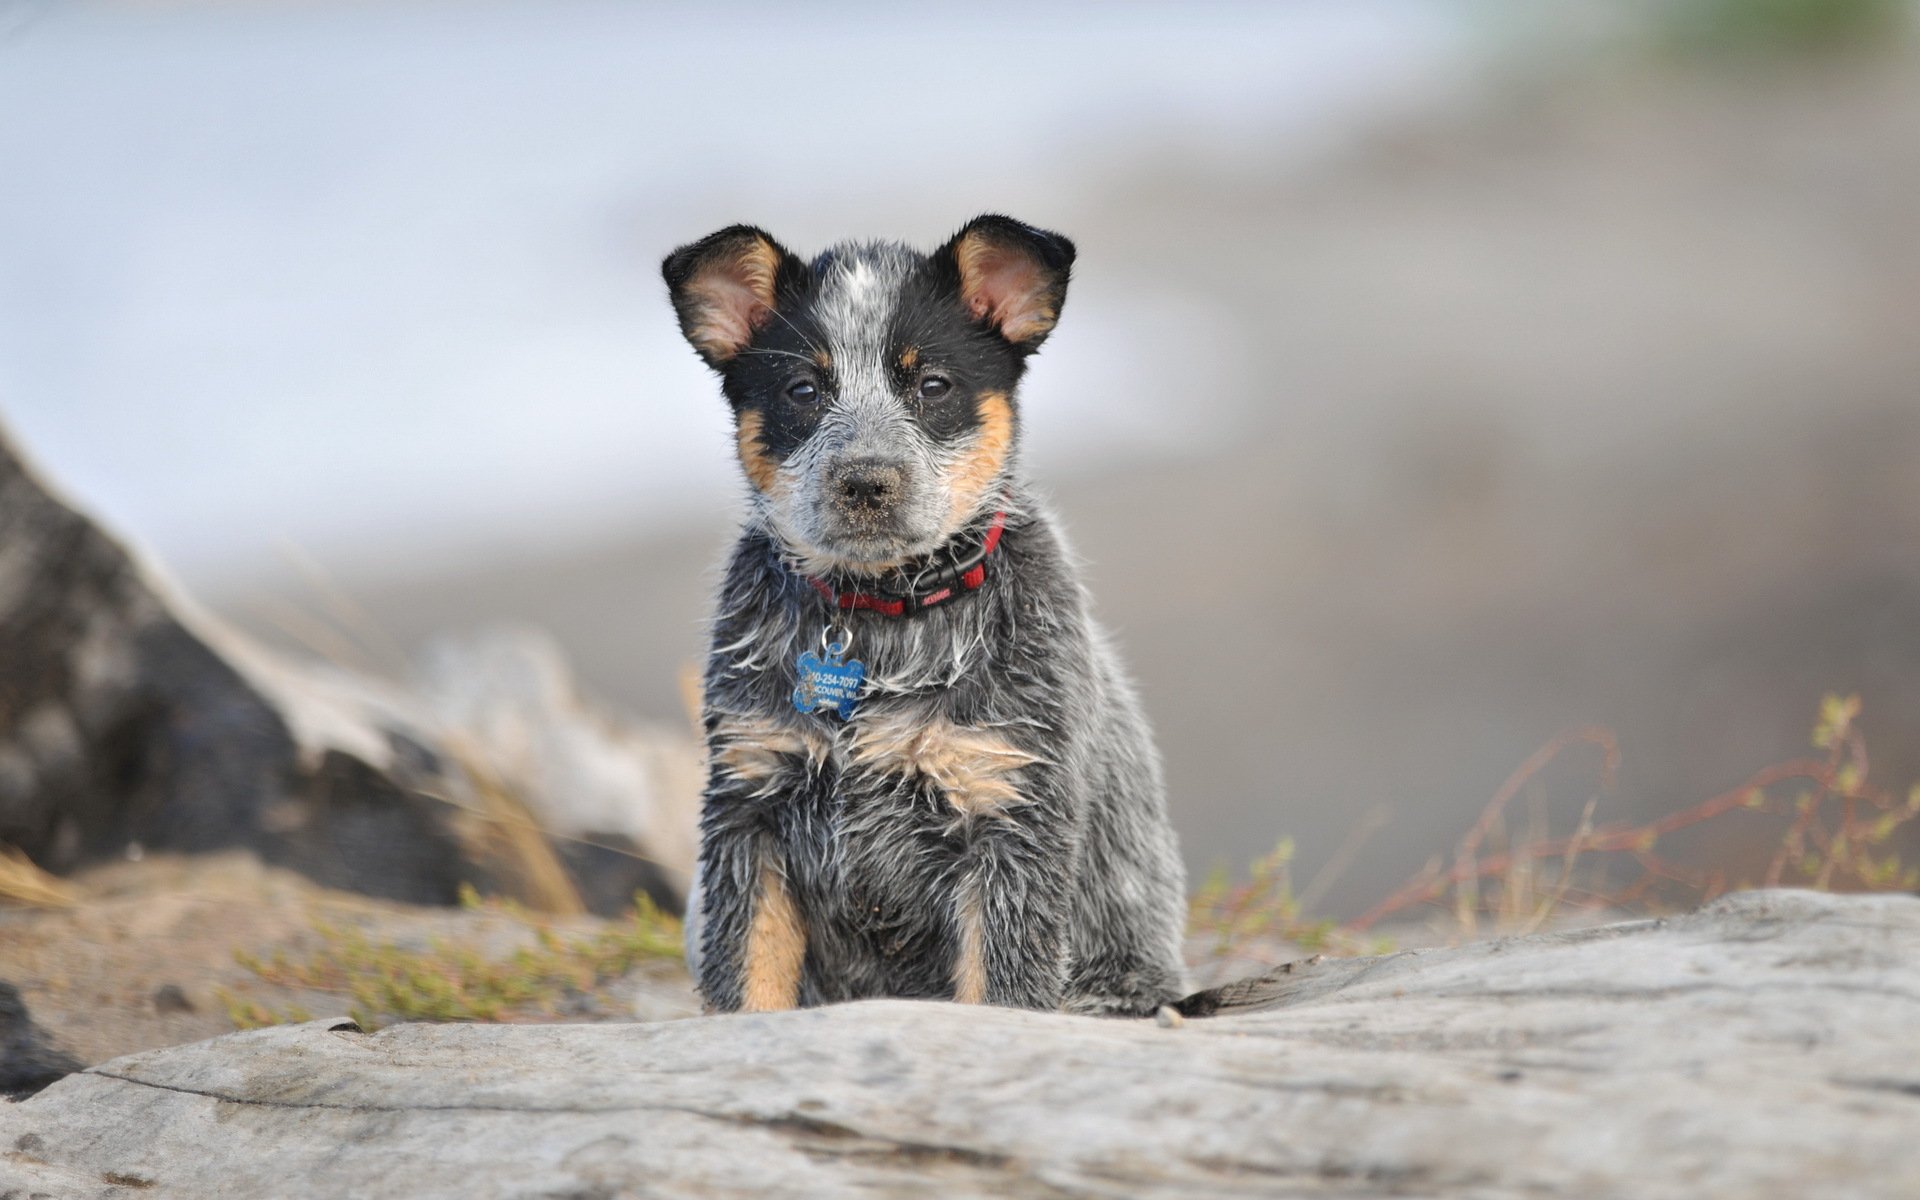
(834, 460, 904, 508)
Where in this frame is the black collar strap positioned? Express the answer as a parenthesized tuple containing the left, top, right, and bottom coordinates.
(806, 511, 1007, 618)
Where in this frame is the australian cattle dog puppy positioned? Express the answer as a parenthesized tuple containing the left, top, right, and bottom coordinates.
(664, 215, 1187, 1015)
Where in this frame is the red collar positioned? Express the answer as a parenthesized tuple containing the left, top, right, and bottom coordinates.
(806, 511, 1008, 618)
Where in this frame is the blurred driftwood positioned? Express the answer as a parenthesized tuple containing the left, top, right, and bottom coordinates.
(0, 422, 698, 913)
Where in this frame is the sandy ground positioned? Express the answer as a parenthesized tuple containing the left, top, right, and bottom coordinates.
(0, 855, 700, 1068)
(215, 52, 1920, 918)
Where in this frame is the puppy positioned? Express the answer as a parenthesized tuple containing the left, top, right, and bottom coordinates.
(665, 215, 1187, 1015)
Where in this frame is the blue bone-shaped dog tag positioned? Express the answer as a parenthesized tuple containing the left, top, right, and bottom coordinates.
(793, 640, 866, 721)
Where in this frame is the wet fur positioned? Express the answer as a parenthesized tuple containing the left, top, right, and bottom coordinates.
(666, 216, 1188, 1015)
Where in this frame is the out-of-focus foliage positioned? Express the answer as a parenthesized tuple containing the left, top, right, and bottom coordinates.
(1653, 0, 1912, 58)
(1189, 840, 1390, 962)
(1194, 696, 1920, 966)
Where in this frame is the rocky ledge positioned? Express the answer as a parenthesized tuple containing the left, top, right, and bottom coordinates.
(3, 889, 1916, 1199)
(0, 421, 698, 917)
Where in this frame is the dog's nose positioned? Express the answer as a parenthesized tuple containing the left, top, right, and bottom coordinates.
(835, 460, 903, 507)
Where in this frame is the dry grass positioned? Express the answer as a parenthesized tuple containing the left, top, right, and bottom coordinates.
(435, 737, 588, 916)
(222, 885, 682, 1031)
(0, 843, 80, 908)
(1193, 695, 1920, 962)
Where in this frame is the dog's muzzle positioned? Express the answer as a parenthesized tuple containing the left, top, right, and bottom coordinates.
(829, 458, 907, 521)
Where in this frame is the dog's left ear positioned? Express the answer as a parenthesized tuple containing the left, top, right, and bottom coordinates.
(934, 215, 1076, 351)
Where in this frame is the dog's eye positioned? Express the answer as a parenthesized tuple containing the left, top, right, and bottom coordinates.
(786, 380, 820, 406)
(917, 375, 952, 401)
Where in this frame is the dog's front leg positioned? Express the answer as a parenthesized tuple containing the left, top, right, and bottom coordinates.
(949, 784, 1080, 1010)
(692, 809, 807, 1013)
(693, 717, 821, 1013)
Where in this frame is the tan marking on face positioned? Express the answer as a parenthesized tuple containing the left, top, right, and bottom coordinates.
(712, 714, 826, 793)
(850, 710, 1039, 816)
(734, 410, 783, 495)
(944, 391, 1015, 532)
(952, 887, 987, 1004)
(813, 350, 833, 371)
(898, 345, 919, 370)
(742, 862, 805, 1012)
(954, 234, 1058, 344)
(686, 237, 781, 362)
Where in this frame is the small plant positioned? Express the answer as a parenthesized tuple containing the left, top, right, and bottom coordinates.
(1188, 839, 1386, 964)
(227, 886, 682, 1031)
(217, 991, 313, 1031)
(1194, 696, 1920, 962)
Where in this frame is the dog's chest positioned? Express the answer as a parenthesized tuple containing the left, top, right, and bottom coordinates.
(722, 595, 1051, 869)
(799, 701, 1032, 826)
(785, 699, 1034, 884)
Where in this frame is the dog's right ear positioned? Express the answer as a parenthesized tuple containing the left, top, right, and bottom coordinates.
(662, 226, 804, 369)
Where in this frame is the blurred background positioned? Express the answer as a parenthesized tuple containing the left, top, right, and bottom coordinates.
(4, 0, 1918, 926)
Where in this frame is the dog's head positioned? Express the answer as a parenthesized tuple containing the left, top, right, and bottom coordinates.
(663, 215, 1073, 576)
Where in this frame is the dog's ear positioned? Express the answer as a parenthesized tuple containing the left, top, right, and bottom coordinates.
(933, 215, 1076, 351)
(662, 226, 804, 368)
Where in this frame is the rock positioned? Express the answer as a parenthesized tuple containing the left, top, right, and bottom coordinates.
(0, 982, 80, 1099)
(3, 890, 1916, 1199)
(0, 423, 697, 914)
(149, 985, 194, 1016)
(414, 629, 702, 907)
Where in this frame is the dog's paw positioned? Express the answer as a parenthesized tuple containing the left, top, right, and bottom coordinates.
(1059, 990, 1159, 1013)
(1063, 962, 1188, 1018)
(1060, 988, 1178, 1019)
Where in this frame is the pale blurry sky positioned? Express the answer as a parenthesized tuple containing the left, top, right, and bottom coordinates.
(0, 0, 1471, 582)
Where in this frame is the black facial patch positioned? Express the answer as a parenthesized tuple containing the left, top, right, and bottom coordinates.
(711, 248, 1032, 466)
(882, 260, 1027, 443)
(718, 300, 834, 462)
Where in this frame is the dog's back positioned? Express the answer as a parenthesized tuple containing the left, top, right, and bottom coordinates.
(666, 217, 1187, 1014)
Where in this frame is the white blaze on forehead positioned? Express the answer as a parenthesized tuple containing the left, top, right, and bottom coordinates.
(835, 259, 882, 318)
(814, 243, 914, 397)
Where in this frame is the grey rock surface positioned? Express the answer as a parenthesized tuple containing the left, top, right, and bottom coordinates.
(0, 424, 696, 914)
(0, 982, 79, 1099)
(4, 889, 1917, 1199)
